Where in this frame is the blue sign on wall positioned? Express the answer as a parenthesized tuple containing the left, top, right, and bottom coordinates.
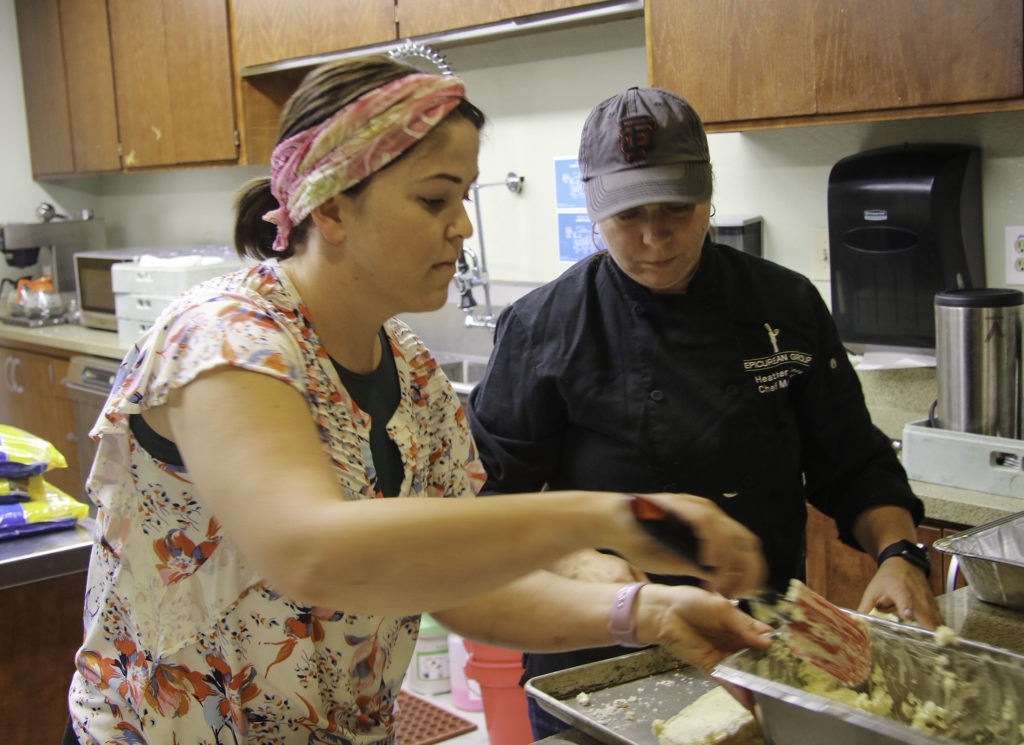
(558, 212, 598, 262)
(554, 158, 596, 263)
(554, 158, 586, 210)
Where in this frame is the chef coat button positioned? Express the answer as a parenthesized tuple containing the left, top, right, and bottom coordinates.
(724, 384, 739, 396)
(649, 389, 664, 402)
(633, 304, 645, 316)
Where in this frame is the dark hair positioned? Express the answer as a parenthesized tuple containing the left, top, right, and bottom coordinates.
(234, 55, 486, 260)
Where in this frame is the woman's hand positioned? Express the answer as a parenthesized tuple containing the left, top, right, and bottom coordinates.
(614, 493, 767, 599)
(634, 584, 773, 675)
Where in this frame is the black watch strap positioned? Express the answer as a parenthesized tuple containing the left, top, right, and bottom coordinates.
(876, 539, 931, 577)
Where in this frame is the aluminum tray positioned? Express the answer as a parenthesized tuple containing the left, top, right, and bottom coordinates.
(523, 647, 717, 745)
(933, 511, 1024, 610)
(716, 612, 1024, 745)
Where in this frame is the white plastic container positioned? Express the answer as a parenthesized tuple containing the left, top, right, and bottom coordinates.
(406, 614, 450, 695)
(111, 249, 246, 295)
(117, 318, 154, 348)
(114, 293, 174, 322)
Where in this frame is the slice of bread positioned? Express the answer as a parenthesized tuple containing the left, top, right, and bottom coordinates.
(652, 686, 763, 745)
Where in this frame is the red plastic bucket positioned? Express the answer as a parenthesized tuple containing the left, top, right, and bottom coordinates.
(463, 643, 532, 745)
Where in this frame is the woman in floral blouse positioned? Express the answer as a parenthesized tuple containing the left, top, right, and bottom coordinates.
(65, 56, 770, 745)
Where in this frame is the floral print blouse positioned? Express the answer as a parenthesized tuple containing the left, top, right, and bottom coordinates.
(68, 260, 486, 745)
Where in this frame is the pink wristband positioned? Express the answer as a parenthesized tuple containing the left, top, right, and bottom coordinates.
(607, 581, 649, 647)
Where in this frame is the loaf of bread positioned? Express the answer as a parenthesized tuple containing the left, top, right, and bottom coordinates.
(651, 686, 763, 745)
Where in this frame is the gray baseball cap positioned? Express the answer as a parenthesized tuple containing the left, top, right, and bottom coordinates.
(579, 87, 712, 222)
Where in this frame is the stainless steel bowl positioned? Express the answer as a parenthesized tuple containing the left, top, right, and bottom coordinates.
(933, 511, 1024, 610)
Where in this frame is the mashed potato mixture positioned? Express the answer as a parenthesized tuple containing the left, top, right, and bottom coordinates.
(751, 625, 1024, 745)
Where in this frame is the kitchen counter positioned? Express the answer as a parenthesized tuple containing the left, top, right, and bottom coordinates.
(912, 480, 1023, 527)
(0, 518, 94, 590)
(532, 587, 1024, 745)
(0, 319, 127, 360)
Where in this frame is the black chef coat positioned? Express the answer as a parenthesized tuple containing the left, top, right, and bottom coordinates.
(467, 240, 924, 679)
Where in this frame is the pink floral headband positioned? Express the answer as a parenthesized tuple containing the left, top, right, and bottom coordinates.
(263, 73, 467, 252)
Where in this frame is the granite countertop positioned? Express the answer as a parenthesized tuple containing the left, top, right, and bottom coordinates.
(0, 320, 127, 360)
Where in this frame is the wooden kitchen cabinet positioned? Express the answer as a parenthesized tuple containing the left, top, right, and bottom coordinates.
(15, 0, 238, 175)
(107, 0, 238, 169)
(805, 504, 959, 610)
(233, 0, 396, 69)
(397, 0, 600, 38)
(648, 0, 1024, 130)
(0, 343, 82, 501)
(1, 571, 87, 745)
(13, 0, 121, 178)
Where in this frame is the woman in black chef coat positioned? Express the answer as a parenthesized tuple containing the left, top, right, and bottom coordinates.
(466, 86, 943, 740)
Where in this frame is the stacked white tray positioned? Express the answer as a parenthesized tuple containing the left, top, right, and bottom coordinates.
(902, 419, 1024, 499)
(111, 247, 247, 347)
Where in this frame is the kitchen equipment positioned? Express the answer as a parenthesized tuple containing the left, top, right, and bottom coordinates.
(0, 213, 106, 325)
(63, 355, 122, 508)
(75, 245, 245, 331)
(828, 144, 984, 353)
(632, 493, 869, 686)
(712, 214, 763, 257)
(524, 646, 716, 745)
(932, 512, 1024, 609)
(933, 288, 1023, 439)
(901, 419, 1024, 498)
(760, 580, 870, 687)
(715, 611, 1024, 745)
(629, 495, 702, 566)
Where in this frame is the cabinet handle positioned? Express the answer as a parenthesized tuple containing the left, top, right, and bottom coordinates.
(6, 356, 24, 394)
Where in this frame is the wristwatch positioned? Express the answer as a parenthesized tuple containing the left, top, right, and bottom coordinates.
(876, 539, 931, 577)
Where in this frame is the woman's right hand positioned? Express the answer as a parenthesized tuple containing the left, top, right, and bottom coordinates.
(613, 493, 766, 599)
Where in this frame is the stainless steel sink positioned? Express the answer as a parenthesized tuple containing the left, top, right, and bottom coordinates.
(438, 358, 488, 385)
(435, 355, 489, 400)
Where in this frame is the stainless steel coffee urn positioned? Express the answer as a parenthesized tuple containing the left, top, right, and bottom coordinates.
(934, 288, 1023, 438)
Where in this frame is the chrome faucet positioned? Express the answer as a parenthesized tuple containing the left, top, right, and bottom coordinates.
(457, 172, 524, 329)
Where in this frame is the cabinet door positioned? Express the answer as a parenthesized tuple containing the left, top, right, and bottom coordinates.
(1, 572, 87, 745)
(398, 0, 596, 38)
(805, 505, 949, 610)
(648, 0, 1023, 128)
(647, 0, 817, 124)
(58, 0, 121, 173)
(814, 0, 1023, 114)
(14, 0, 121, 177)
(0, 347, 82, 501)
(234, 0, 396, 69)
(13, 0, 75, 177)
(107, 0, 238, 168)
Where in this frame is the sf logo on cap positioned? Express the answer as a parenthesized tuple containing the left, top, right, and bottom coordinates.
(618, 115, 657, 163)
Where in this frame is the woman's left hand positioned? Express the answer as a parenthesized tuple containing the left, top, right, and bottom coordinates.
(634, 584, 773, 674)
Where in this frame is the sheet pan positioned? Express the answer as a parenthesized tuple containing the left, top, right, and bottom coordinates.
(523, 647, 718, 745)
